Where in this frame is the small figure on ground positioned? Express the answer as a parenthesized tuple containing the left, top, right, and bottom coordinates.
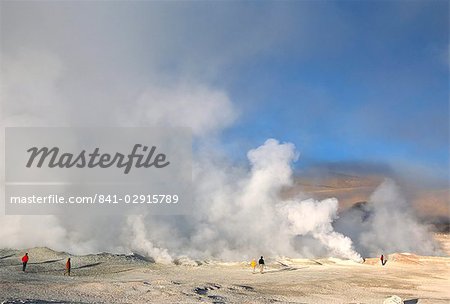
(258, 256, 265, 273)
(21, 253, 29, 272)
(250, 258, 257, 273)
(380, 254, 387, 266)
(64, 258, 71, 276)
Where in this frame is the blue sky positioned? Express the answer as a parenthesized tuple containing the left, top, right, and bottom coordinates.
(217, 1, 449, 180)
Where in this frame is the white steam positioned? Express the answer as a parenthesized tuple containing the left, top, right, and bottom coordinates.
(334, 179, 441, 257)
(128, 83, 237, 137)
(105, 139, 363, 262)
(0, 3, 441, 262)
(359, 180, 440, 256)
(279, 198, 363, 261)
(0, 50, 440, 262)
(126, 215, 172, 264)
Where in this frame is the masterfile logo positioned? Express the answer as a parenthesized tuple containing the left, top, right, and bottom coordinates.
(25, 144, 170, 174)
(4, 127, 192, 215)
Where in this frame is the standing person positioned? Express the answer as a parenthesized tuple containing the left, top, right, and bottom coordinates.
(250, 258, 257, 273)
(258, 256, 265, 273)
(380, 254, 387, 266)
(21, 253, 29, 272)
(64, 258, 71, 276)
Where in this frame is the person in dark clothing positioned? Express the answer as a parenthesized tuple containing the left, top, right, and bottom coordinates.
(258, 256, 265, 273)
(21, 253, 29, 272)
(64, 258, 71, 276)
(380, 254, 387, 266)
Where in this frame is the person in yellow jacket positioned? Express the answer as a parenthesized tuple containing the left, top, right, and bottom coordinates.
(250, 258, 257, 273)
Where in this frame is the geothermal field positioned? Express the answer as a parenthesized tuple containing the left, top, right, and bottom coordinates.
(1, 1, 448, 304)
(0, 235, 449, 304)
(1, 172, 449, 304)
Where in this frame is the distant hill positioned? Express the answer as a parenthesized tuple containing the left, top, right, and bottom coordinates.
(281, 172, 449, 232)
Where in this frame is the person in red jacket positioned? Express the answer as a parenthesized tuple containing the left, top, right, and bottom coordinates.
(64, 258, 71, 276)
(21, 253, 29, 272)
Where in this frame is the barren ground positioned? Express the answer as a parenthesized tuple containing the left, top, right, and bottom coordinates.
(0, 234, 449, 304)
